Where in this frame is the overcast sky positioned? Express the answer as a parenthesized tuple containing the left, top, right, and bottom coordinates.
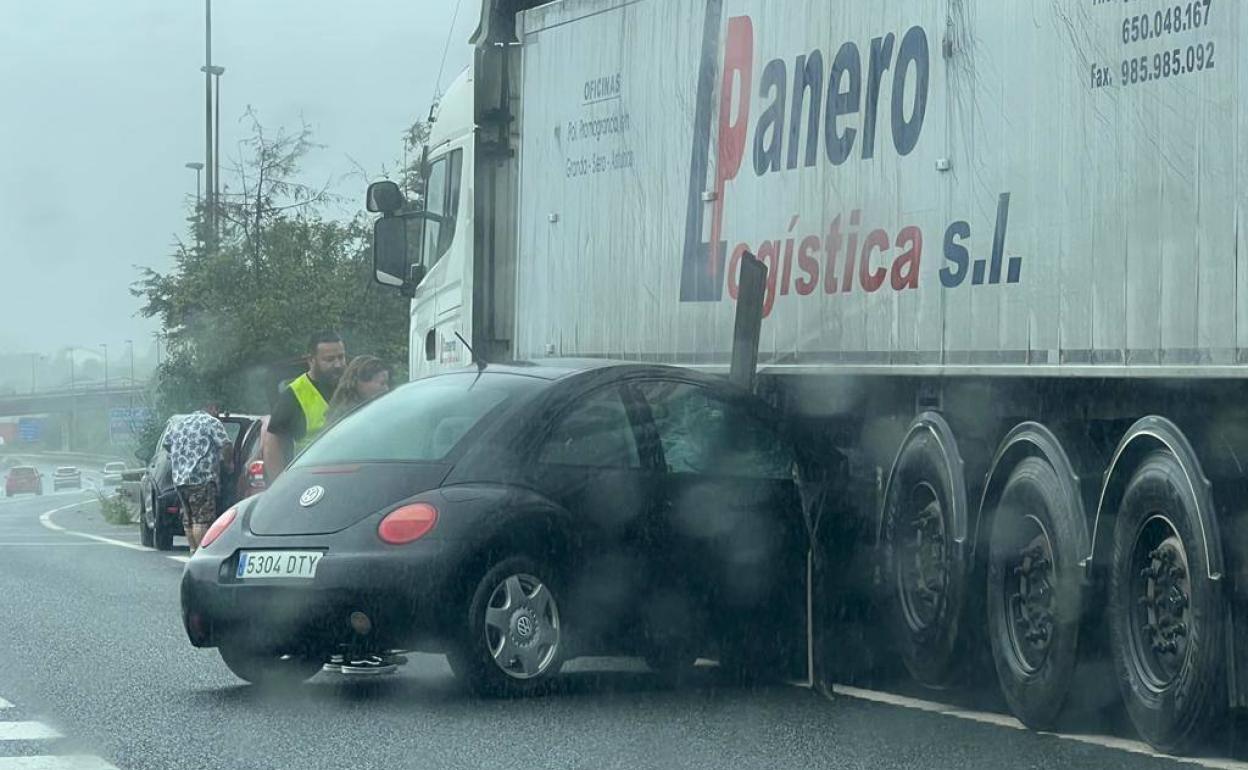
(0, 0, 476, 358)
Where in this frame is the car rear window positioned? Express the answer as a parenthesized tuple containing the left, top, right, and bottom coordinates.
(11, 468, 36, 477)
(293, 372, 543, 466)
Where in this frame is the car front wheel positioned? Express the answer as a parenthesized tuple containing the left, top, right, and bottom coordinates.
(449, 556, 564, 697)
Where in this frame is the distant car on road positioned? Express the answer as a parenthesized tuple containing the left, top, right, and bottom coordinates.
(139, 413, 266, 550)
(5, 466, 43, 497)
(52, 466, 82, 492)
(182, 362, 813, 692)
(102, 462, 127, 486)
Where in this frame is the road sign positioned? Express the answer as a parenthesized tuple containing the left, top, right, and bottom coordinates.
(109, 407, 152, 437)
(17, 417, 42, 442)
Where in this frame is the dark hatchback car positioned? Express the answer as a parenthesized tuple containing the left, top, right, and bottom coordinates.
(182, 362, 812, 693)
(139, 413, 268, 550)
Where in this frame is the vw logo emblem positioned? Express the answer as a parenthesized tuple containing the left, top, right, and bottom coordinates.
(299, 485, 325, 507)
(515, 615, 533, 638)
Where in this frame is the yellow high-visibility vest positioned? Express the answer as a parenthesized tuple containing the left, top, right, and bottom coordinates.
(289, 373, 329, 454)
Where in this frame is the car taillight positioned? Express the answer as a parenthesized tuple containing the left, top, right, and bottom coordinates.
(200, 507, 237, 548)
(247, 460, 266, 489)
(377, 503, 438, 545)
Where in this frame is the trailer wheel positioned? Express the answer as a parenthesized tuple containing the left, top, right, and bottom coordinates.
(987, 456, 1088, 729)
(881, 427, 971, 687)
(1108, 450, 1226, 753)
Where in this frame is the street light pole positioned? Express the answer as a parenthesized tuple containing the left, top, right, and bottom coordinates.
(204, 0, 215, 245)
(101, 343, 110, 445)
(126, 339, 135, 412)
(68, 348, 76, 451)
(202, 64, 225, 242)
(214, 67, 223, 238)
(185, 162, 205, 251)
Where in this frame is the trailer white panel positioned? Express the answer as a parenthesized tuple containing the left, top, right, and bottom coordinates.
(515, 0, 1245, 374)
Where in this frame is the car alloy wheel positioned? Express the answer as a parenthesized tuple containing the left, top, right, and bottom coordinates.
(483, 573, 561, 680)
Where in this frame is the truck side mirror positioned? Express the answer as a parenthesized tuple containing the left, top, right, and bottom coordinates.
(366, 180, 405, 215)
(373, 216, 411, 288)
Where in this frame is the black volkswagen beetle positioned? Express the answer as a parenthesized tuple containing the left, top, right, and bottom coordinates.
(182, 361, 811, 694)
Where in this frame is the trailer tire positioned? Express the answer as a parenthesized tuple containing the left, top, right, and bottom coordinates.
(1108, 450, 1226, 754)
(881, 426, 971, 688)
(987, 456, 1088, 729)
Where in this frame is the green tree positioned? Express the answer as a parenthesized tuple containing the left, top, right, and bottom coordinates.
(132, 114, 411, 426)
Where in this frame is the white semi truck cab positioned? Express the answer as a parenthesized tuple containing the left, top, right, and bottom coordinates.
(368, 7, 524, 380)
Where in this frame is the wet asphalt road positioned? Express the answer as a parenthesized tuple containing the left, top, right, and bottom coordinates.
(0, 487, 1242, 770)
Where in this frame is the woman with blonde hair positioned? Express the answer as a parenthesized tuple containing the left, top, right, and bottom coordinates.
(325, 355, 391, 424)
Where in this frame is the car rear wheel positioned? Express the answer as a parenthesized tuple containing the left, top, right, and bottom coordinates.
(153, 496, 174, 551)
(448, 556, 564, 697)
(138, 498, 154, 547)
(217, 641, 322, 687)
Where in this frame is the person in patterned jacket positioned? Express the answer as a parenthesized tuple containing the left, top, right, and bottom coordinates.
(162, 403, 234, 553)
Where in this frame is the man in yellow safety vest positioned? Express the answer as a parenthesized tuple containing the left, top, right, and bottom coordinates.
(263, 331, 347, 481)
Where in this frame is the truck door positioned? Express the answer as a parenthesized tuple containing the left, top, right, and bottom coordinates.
(410, 147, 468, 379)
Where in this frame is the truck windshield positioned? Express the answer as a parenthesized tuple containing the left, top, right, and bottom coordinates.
(293, 371, 541, 465)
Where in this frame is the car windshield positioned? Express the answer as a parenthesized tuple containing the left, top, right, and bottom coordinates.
(293, 372, 542, 466)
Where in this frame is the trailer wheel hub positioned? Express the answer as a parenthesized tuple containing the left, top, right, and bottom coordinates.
(1130, 519, 1192, 690)
(1005, 523, 1056, 673)
(897, 483, 948, 632)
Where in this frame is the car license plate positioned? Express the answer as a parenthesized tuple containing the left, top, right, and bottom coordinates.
(236, 551, 322, 580)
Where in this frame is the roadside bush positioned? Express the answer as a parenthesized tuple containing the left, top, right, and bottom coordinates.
(96, 489, 133, 526)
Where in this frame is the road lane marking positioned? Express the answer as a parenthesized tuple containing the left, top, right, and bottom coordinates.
(0, 542, 116, 547)
(0, 722, 61, 740)
(39, 503, 151, 553)
(0, 757, 121, 770)
(830, 685, 1248, 770)
(38, 500, 190, 563)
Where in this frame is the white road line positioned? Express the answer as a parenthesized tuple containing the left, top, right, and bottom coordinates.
(0, 543, 115, 547)
(0, 721, 61, 740)
(0, 757, 120, 770)
(831, 685, 1248, 770)
(38, 500, 188, 563)
(38, 504, 151, 554)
